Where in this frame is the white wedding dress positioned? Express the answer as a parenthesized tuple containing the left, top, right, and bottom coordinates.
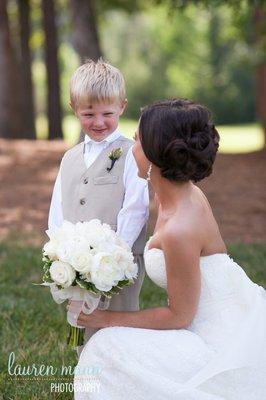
(74, 239, 266, 399)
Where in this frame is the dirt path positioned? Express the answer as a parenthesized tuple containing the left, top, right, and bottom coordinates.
(0, 139, 265, 244)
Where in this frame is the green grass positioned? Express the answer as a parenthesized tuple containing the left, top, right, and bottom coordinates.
(0, 241, 76, 399)
(36, 114, 265, 154)
(0, 239, 265, 398)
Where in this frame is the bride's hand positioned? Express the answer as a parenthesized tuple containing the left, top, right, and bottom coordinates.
(76, 309, 109, 329)
(66, 302, 109, 328)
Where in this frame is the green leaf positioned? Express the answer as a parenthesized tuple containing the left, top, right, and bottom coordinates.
(117, 279, 130, 288)
(103, 286, 121, 297)
(100, 292, 113, 299)
(76, 278, 101, 295)
(42, 272, 53, 283)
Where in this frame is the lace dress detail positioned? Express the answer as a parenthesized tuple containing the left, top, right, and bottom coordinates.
(74, 240, 266, 400)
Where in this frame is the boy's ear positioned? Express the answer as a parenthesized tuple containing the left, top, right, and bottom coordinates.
(120, 99, 128, 115)
(69, 101, 78, 116)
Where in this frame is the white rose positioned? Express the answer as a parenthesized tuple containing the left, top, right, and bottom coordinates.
(56, 221, 76, 241)
(45, 221, 75, 243)
(115, 236, 131, 251)
(50, 261, 76, 288)
(43, 240, 58, 260)
(76, 222, 101, 248)
(124, 261, 138, 280)
(90, 252, 124, 292)
(75, 221, 85, 233)
(56, 241, 75, 264)
(92, 241, 117, 255)
(102, 222, 112, 231)
(83, 231, 101, 249)
(114, 250, 138, 280)
(85, 219, 102, 232)
(71, 251, 94, 274)
(93, 280, 113, 292)
(102, 223, 114, 239)
(77, 220, 117, 252)
(73, 234, 87, 245)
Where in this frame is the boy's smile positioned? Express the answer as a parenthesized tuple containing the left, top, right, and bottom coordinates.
(75, 101, 127, 142)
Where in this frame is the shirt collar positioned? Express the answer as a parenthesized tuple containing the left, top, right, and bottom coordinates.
(84, 127, 122, 146)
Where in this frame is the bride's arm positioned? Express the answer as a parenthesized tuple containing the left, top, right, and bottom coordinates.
(76, 229, 201, 330)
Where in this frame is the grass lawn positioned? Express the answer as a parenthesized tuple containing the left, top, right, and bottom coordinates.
(0, 238, 265, 399)
(36, 115, 265, 154)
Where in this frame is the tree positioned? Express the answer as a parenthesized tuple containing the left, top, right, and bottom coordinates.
(18, 0, 36, 139)
(163, 0, 266, 146)
(68, 0, 102, 142)
(0, 0, 23, 139)
(69, 0, 101, 62)
(254, 3, 266, 143)
(68, 0, 141, 63)
(42, 0, 63, 139)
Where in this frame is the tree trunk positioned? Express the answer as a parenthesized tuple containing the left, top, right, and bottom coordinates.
(18, 0, 36, 139)
(69, 0, 101, 62)
(0, 0, 23, 139)
(254, 3, 266, 148)
(42, 0, 63, 140)
(69, 0, 102, 143)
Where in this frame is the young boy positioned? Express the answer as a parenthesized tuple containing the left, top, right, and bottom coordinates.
(48, 59, 149, 352)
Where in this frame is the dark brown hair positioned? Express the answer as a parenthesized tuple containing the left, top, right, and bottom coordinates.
(139, 99, 220, 183)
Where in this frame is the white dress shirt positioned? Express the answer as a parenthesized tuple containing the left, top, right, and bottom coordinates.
(48, 128, 149, 248)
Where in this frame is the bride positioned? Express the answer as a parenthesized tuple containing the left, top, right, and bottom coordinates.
(73, 99, 266, 399)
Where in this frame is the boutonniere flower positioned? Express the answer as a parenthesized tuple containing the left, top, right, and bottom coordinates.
(106, 147, 123, 172)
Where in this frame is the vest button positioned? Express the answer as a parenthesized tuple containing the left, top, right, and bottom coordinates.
(80, 198, 86, 205)
(83, 178, 88, 184)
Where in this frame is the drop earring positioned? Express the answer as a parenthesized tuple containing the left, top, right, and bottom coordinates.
(147, 164, 152, 181)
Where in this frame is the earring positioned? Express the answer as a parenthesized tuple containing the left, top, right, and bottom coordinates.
(147, 164, 152, 181)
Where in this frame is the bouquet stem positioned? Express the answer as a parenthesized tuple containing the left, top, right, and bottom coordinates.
(67, 325, 85, 348)
(98, 295, 110, 310)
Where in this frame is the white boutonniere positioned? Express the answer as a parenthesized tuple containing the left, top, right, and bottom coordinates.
(106, 147, 123, 172)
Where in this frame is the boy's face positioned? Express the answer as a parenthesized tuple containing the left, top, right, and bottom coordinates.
(74, 101, 127, 142)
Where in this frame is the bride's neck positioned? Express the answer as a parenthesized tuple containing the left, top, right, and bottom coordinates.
(151, 174, 193, 213)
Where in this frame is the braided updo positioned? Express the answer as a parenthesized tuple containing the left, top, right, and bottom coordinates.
(138, 99, 220, 183)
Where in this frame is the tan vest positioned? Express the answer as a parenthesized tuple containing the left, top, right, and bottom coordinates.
(61, 137, 146, 255)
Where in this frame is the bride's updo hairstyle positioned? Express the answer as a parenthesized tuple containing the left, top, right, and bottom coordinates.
(138, 99, 220, 183)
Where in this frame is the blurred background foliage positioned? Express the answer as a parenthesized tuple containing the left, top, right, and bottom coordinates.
(102, 4, 255, 123)
(0, 0, 265, 148)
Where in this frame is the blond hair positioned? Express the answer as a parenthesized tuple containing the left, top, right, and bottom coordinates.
(70, 59, 126, 108)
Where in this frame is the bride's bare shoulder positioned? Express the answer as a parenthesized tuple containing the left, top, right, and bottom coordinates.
(160, 219, 201, 254)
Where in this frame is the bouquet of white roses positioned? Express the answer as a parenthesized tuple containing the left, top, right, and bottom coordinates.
(39, 219, 138, 347)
